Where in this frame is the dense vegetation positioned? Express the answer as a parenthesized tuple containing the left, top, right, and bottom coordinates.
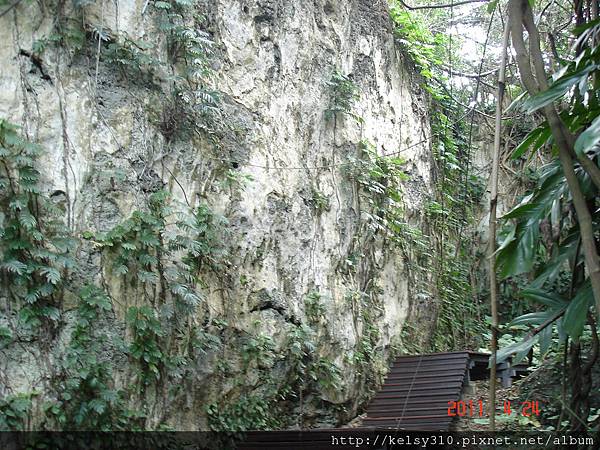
(395, 0, 600, 434)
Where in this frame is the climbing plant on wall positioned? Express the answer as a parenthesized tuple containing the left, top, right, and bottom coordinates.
(0, 120, 77, 330)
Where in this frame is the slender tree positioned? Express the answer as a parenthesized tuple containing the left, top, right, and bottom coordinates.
(508, 0, 600, 319)
(488, 14, 511, 432)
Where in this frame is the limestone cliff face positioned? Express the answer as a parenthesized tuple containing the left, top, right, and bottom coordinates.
(0, 0, 434, 429)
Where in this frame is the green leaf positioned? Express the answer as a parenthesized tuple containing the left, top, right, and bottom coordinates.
(40, 266, 61, 284)
(530, 238, 578, 288)
(1, 260, 28, 274)
(495, 334, 537, 365)
(89, 399, 106, 414)
(0, 326, 12, 344)
(42, 306, 60, 321)
(486, 0, 499, 13)
(511, 126, 544, 160)
(138, 270, 159, 284)
(522, 64, 599, 113)
(502, 166, 565, 222)
(520, 288, 568, 309)
(18, 211, 37, 230)
(114, 264, 128, 276)
(539, 325, 553, 356)
(509, 311, 551, 327)
(574, 115, 600, 156)
(154, 0, 172, 8)
(497, 223, 538, 278)
(495, 223, 516, 255)
(563, 282, 593, 340)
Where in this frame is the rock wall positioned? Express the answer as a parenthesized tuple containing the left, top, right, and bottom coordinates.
(0, 0, 435, 429)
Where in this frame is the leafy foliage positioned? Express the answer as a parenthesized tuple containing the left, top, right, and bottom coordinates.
(45, 285, 137, 430)
(308, 188, 330, 213)
(497, 18, 600, 364)
(286, 324, 342, 394)
(88, 193, 227, 389)
(325, 70, 362, 122)
(127, 305, 165, 386)
(0, 393, 34, 431)
(304, 291, 326, 324)
(32, 18, 87, 56)
(102, 37, 160, 81)
(206, 394, 282, 431)
(0, 120, 77, 329)
(345, 139, 409, 245)
(389, 2, 448, 98)
(152, 1, 222, 140)
(181, 204, 229, 272)
(424, 103, 487, 351)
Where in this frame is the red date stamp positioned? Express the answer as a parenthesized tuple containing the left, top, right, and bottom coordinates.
(447, 400, 541, 417)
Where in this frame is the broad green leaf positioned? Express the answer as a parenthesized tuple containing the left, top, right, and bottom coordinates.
(495, 223, 516, 256)
(514, 341, 534, 365)
(522, 65, 599, 113)
(530, 239, 578, 288)
(511, 125, 550, 160)
(495, 334, 537, 365)
(563, 282, 593, 340)
(501, 195, 534, 219)
(509, 311, 552, 327)
(497, 223, 538, 278)
(505, 91, 528, 113)
(574, 115, 600, 156)
(573, 17, 600, 36)
(539, 325, 553, 356)
(520, 288, 568, 309)
(503, 166, 565, 224)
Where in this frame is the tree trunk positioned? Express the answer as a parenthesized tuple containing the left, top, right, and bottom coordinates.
(488, 12, 511, 433)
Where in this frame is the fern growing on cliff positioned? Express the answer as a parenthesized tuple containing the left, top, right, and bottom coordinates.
(86, 192, 229, 389)
(0, 120, 76, 329)
(44, 285, 137, 430)
(325, 70, 362, 122)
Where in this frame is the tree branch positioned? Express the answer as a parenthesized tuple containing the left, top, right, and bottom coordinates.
(397, 0, 489, 10)
(509, 0, 539, 94)
(439, 66, 499, 79)
(0, 0, 23, 19)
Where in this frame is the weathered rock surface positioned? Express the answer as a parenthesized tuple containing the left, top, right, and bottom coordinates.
(0, 0, 435, 429)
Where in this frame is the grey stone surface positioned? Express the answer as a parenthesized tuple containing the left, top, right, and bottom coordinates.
(0, 0, 436, 429)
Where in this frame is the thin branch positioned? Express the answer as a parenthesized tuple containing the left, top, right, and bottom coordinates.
(440, 66, 498, 78)
(0, 0, 23, 19)
(95, 0, 104, 87)
(439, 68, 497, 90)
(547, 32, 562, 62)
(431, 78, 498, 117)
(525, 307, 566, 339)
(397, 0, 489, 10)
(163, 165, 191, 207)
(537, 0, 556, 25)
